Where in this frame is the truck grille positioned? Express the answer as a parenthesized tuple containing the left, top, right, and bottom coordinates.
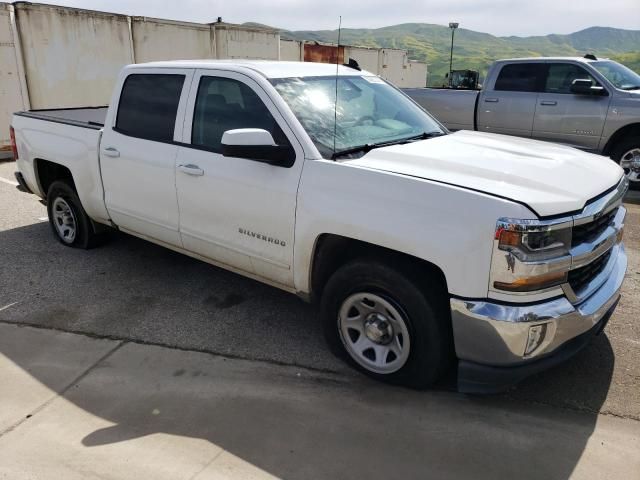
(571, 208, 617, 247)
(568, 249, 612, 293)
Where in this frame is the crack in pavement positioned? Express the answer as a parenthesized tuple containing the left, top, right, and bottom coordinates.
(0, 318, 344, 376)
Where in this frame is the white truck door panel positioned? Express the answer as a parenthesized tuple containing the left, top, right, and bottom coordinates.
(532, 63, 611, 151)
(100, 69, 194, 246)
(175, 70, 304, 287)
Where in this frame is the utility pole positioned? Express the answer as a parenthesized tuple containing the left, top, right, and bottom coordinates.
(448, 22, 459, 87)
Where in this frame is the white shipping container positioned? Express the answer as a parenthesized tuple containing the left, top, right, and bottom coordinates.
(404, 61, 428, 88)
(279, 39, 302, 61)
(132, 17, 214, 63)
(215, 24, 279, 60)
(0, 4, 27, 153)
(15, 3, 133, 109)
(344, 46, 381, 74)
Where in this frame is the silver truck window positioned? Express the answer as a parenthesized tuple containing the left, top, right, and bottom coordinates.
(494, 63, 545, 92)
(544, 64, 599, 94)
(271, 75, 443, 158)
(591, 61, 640, 91)
(191, 76, 289, 153)
(115, 74, 185, 143)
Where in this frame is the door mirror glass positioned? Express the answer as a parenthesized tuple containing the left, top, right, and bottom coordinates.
(570, 78, 606, 96)
(221, 129, 295, 167)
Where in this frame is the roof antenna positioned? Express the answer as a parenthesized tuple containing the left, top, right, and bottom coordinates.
(332, 16, 342, 160)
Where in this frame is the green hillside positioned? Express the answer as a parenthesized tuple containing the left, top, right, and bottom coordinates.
(281, 25, 640, 86)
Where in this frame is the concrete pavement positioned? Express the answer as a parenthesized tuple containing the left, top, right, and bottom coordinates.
(1, 323, 639, 480)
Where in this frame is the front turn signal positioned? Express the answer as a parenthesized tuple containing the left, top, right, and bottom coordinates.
(493, 270, 567, 292)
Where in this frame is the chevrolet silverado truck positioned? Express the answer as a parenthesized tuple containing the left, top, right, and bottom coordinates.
(11, 60, 628, 393)
(404, 56, 640, 186)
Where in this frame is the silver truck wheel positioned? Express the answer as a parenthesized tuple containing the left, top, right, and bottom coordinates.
(51, 197, 78, 244)
(321, 259, 452, 388)
(46, 180, 104, 249)
(620, 147, 640, 183)
(338, 292, 411, 374)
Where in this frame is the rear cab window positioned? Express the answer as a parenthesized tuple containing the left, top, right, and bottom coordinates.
(115, 74, 185, 142)
(494, 63, 546, 92)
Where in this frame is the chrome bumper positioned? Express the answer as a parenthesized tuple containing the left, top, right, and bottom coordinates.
(450, 243, 626, 366)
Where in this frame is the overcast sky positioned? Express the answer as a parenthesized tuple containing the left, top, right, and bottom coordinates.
(46, 0, 639, 36)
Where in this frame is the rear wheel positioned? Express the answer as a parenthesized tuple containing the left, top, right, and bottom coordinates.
(321, 259, 452, 388)
(611, 137, 640, 188)
(47, 181, 101, 249)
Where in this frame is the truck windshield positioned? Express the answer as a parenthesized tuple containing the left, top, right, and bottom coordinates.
(591, 61, 640, 90)
(271, 75, 445, 158)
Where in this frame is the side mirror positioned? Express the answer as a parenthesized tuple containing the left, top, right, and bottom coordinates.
(221, 129, 295, 167)
(570, 79, 607, 96)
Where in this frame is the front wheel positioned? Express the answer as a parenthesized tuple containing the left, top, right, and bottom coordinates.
(611, 138, 640, 188)
(320, 259, 452, 388)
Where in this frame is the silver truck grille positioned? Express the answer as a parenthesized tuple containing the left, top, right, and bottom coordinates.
(571, 207, 617, 247)
(568, 249, 612, 293)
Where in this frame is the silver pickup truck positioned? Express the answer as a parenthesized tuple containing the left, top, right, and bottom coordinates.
(404, 56, 640, 185)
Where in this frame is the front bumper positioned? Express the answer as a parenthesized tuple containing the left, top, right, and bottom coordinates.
(451, 243, 627, 394)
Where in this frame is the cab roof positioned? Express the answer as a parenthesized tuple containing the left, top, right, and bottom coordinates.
(496, 56, 609, 64)
(128, 60, 375, 79)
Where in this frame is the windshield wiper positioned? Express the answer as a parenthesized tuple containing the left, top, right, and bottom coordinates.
(331, 131, 446, 159)
(622, 85, 640, 91)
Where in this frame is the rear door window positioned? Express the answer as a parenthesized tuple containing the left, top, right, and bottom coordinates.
(116, 74, 185, 142)
(191, 76, 289, 153)
(494, 63, 545, 92)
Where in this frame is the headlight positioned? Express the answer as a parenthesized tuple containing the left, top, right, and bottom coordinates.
(491, 219, 573, 293)
(495, 224, 572, 262)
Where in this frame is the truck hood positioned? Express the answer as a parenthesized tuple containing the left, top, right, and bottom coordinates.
(346, 130, 623, 217)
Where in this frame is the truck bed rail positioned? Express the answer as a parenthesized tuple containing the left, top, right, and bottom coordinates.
(14, 106, 107, 130)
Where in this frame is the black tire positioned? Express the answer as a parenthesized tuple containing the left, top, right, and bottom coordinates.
(320, 258, 452, 389)
(610, 136, 640, 190)
(46, 180, 101, 249)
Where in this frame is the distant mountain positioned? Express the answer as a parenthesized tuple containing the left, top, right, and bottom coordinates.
(282, 24, 640, 86)
(241, 22, 277, 30)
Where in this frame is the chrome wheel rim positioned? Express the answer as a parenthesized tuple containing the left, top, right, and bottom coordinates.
(620, 148, 640, 183)
(338, 292, 411, 374)
(52, 197, 77, 244)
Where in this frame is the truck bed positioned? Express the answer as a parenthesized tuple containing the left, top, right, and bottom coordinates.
(11, 106, 110, 223)
(403, 88, 479, 131)
(14, 106, 108, 130)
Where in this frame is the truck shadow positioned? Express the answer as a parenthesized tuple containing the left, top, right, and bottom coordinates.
(0, 222, 618, 479)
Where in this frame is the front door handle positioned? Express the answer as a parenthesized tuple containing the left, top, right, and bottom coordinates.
(102, 147, 120, 158)
(540, 101, 558, 106)
(484, 97, 499, 103)
(178, 164, 204, 176)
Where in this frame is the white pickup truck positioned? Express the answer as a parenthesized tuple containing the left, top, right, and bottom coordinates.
(11, 60, 628, 393)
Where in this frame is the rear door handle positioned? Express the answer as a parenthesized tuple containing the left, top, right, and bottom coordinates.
(102, 147, 120, 158)
(540, 101, 557, 106)
(484, 98, 499, 103)
(178, 164, 204, 176)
